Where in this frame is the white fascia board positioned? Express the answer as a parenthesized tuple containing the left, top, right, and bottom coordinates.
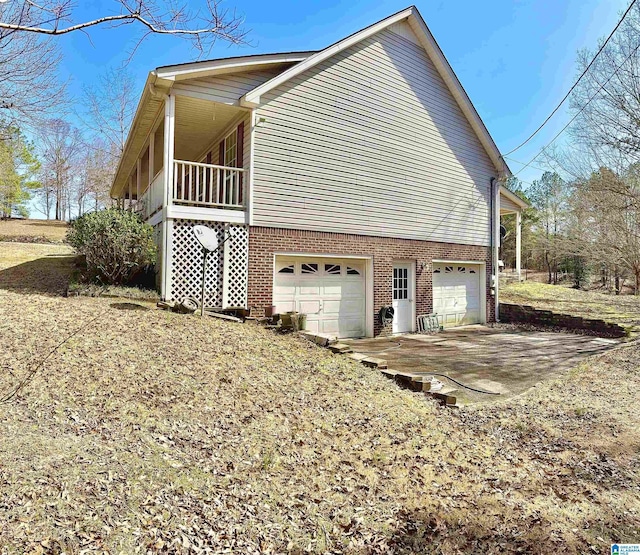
(156, 52, 316, 81)
(500, 185, 529, 210)
(240, 7, 414, 106)
(109, 73, 172, 197)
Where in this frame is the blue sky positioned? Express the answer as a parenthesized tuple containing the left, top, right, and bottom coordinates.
(56, 0, 630, 188)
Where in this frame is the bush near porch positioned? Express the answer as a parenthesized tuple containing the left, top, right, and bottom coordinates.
(67, 208, 157, 286)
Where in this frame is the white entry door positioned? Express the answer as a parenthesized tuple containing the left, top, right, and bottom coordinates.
(432, 263, 482, 327)
(273, 257, 366, 338)
(392, 262, 414, 333)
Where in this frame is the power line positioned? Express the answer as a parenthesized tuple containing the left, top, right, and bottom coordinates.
(504, 156, 549, 173)
(513, 38, 640, 176)
(503, 0, 637, 157)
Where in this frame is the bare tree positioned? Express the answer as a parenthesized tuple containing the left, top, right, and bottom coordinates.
(0, 0, 249, 56)
(37, 119, 83, 220)
(565, 3, 640, 172)
(76, 139, 115, 215)
(528, 172, 572, 284)
(81, 68, 137, 158)
(0, 2, 66, 135)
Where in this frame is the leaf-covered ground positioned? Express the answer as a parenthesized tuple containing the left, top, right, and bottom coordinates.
(501, 280, 640, 330)
(0, 219, 68, 243)
(1, 236, 639, 553)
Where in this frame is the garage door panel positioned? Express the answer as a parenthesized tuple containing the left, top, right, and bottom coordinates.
(273, 284, 296, 297)
(299, 300, 321, 314)
(433, 263, 483, 328)
(298, 285, 321, 295)
(276, 300, 296, 313)
(273, 256, 366, 338)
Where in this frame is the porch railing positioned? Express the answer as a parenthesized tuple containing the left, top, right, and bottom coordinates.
(139, 168, 164, 220)
(173, 159, 245, 210)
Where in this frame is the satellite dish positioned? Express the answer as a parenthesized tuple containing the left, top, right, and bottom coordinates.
(193, 225, 219, 252)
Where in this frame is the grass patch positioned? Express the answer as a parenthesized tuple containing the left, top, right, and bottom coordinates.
(502, 280, 640, 331)
(0, 242, 639, 553)
(0, 219, 68, 243)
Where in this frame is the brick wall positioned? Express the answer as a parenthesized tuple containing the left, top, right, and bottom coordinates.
(249, 226, 495, 335)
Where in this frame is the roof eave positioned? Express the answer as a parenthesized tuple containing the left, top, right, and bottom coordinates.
(156, 51, 317, 81)
(240, 6, 414, 106)
(500, 184, 529, 209)
(109, 72, 172, 198)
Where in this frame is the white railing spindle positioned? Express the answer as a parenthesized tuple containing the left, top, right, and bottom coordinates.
(170, 159, 245, 210)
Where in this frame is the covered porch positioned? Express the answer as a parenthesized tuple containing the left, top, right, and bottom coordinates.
(499, 185, 526, 281)
(111, 92, 250, 225)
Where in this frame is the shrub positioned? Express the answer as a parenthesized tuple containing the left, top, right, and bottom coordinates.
(67, 208, 157, 285)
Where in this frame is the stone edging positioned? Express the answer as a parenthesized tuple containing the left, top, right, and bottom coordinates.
(500, 303, 627, 338)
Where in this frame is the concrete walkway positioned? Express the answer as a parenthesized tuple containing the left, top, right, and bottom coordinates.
(347, 326, 619, 404)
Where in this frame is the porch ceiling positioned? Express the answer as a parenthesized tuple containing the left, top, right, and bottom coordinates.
(175, 95, 246, 162)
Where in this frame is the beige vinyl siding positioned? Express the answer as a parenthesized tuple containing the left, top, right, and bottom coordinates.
(252, 22, 498, 246)
(173, 68, 286, 105)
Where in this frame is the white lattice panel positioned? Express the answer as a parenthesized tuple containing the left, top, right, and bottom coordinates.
(169, 219, 248, 308)
(223, 226, 249, 308)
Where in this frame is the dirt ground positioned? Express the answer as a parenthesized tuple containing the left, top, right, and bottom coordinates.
(0, 231, 639, 553)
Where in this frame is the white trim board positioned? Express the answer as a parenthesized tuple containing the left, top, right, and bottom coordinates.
(156, 52, 316, 81)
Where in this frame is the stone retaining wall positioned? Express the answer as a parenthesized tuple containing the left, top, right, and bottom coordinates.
(500, 303, 627, 338)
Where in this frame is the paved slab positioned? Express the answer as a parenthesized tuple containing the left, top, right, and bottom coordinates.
(346, 326, 619, 404)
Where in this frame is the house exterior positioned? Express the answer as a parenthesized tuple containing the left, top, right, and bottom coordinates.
(110, 6, 528, 338)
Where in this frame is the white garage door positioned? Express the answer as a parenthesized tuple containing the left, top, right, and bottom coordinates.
(432, 263, 482, 327)
(273, 257, 366, 338)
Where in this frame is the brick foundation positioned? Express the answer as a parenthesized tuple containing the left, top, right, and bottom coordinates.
(248, 226, 495, 335)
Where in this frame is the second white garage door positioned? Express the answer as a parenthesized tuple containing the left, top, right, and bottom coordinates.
(432, 263, 483, 327)
(273, 257, 366, 338)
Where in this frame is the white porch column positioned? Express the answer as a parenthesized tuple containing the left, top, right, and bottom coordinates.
(515, 210, 522, 280)
(493, 180, 501, 321)
(128, 174, 133, 211)
(160, 94, 176, 301)
(148, 131, 155, 188)
(136, 158, 142, 208)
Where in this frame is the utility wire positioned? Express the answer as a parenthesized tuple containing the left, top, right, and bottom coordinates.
(513, 37, 640, 177)
(503, 0, 637, 157)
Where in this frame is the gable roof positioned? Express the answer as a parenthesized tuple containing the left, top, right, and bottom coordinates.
(154, 51, 317, 81)
(240, 5, 510, 177)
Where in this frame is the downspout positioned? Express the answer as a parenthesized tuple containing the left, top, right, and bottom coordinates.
(490, 177, 500, 322)
(148, 72, 171, 301)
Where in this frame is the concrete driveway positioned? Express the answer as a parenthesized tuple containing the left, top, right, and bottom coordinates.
(347, 326, 619, 404)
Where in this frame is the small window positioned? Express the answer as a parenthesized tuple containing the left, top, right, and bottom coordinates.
(445, 266, 453, 273)
(301, 263, 318, 274)
(346, 266, 361, 275)
(393, 267, 409, 300)
(458, 266, 466, 273)
(278, 264, 294, 274)
(433, 267, 441, 273)
(469, 269, 476, 274)
(325, 264, 341, 275)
